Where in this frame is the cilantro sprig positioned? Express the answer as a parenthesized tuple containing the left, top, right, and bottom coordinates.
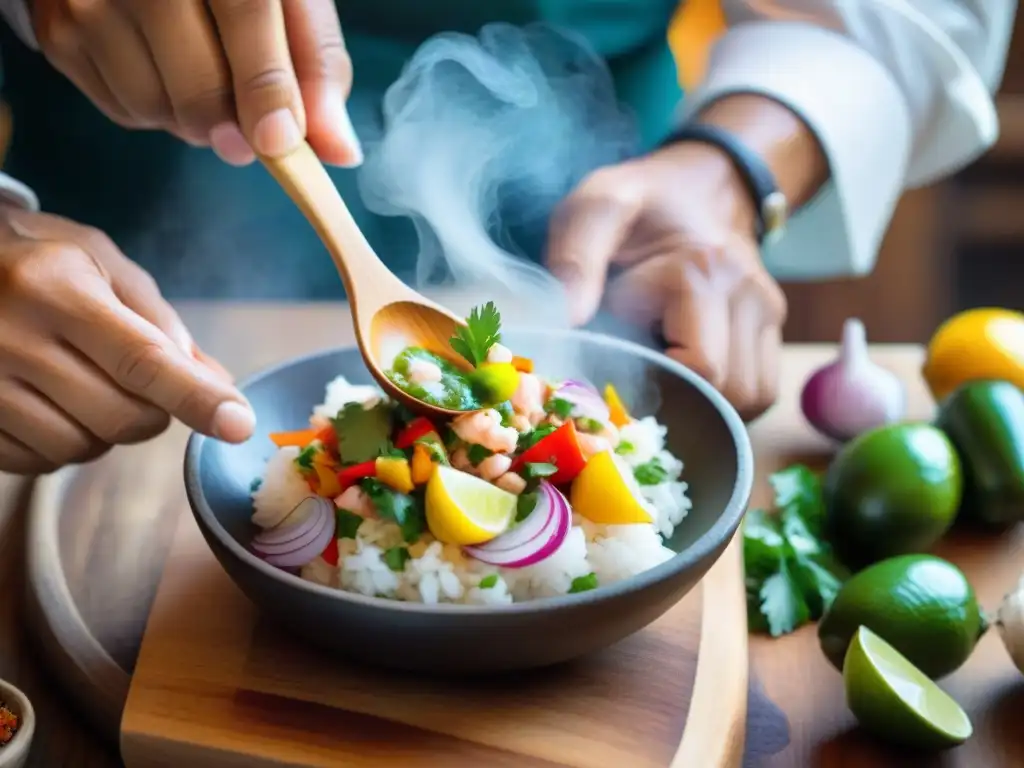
(449, 302, 502, 367)
(330, 401, 392, 464)
(745, 465, 848, 637)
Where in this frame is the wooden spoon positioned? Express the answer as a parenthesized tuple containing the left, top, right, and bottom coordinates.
(260, 141, 474, 419)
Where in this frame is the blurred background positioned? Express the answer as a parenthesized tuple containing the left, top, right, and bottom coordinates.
(0, 3, 1020, 345)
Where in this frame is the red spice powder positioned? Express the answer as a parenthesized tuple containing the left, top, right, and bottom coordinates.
(0, 702, 18, 746)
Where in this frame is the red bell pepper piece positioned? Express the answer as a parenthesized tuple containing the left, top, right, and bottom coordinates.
(512, 420, 587, 485)
(394, 417, 438, 450)
(320, 536, 339, 567)
(336, 460, 377, 490)
(315, 424, 338, 452)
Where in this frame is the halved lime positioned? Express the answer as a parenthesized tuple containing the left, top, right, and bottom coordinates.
(844, 625, 972, 750)
(470, 362, 520, 404)
(425, 465, 517, 546)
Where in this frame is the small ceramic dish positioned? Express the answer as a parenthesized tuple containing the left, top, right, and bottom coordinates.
(0, 679, 34, 768)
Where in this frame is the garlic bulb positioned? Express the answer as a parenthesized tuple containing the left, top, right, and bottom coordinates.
(996, 573, 1024, 673)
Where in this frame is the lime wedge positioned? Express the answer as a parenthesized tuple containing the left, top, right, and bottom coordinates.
(425, 465, 517, 546)
(844, 625, 972, 750)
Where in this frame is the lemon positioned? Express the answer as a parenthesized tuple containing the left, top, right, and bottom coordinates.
(470, 362, 520, 404)
(425, 465, 517, 545)
(923, 307, 1024, 403)
(570, 450, 653, 524)
(844, 626, 972, 750)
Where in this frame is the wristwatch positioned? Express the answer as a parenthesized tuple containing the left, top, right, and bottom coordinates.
(660, 123, 788, 246)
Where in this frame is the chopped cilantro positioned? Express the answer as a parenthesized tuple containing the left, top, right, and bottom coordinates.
(449, 302, 502, 367)
(336, 508, 364, 539)
(379, 440, 407, 460)
(478, 574, 499, 589)
(615, 440, 635, 456)
(744, 465, 849, 637)
(383, 546, 411, 572)
(331, 402, 393, 464)
(294, 444, 318, 471)
(576, 417, 604, 433)
(249, 477, 263, 493)
(515, 490, 538, 522)
(518, 423, 557, 451)
(524, 462, 557, 479)
(545, 397, 574, 419)
(466, 443, 494, 465)
(392, 403, 417, 426)
(495, 401, 515, 427)
(415, 436, 450, 466)
(633, 457, 669, 486)
(568, 573, 599, 593)
(361, 478, 425, 543)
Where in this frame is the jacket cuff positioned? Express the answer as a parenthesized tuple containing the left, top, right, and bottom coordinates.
(0, 172, 39, 211)
(0, 0, 37, 50)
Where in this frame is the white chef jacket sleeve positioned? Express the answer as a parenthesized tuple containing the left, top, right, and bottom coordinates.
(681, 1, 1017, 281)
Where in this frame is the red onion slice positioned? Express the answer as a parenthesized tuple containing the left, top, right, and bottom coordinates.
(252, 510, 330, 557)
(463, 482, 572, 568)
(252, 496, 336, 568)
(555, 379, 610, 422)
(253, 496, 331, 545)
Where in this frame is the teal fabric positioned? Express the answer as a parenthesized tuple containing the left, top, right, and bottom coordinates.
(0, 0, 683, 299)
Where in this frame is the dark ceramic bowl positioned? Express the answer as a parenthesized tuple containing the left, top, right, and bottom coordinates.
(185, 329, 754, 674)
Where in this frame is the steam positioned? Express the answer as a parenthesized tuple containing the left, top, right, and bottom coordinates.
(358, 22, 640, 335)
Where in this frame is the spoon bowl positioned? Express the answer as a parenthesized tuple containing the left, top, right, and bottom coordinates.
(260, 142, 475, 419)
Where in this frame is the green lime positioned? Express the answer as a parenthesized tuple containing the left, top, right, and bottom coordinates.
(818, 554, 985, 679)
(844, 626, 972, 750)
(824, 423, 962, 567)
(470, 363, 520, 404)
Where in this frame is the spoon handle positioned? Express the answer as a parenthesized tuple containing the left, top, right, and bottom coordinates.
(260, 142, 404, 303)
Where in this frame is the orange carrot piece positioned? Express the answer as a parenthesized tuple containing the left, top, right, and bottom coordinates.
(269, 428, 318, 448)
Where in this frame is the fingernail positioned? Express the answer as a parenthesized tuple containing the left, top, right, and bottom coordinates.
(209, 122, 256, 166)
(253, 108, 302, 157)
(212, 401, 256, 442)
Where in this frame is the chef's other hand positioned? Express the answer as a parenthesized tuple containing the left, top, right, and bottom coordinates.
(0, 205, 253, 475)
(547, 142, 787, 421)
(31, 0, 361, 167)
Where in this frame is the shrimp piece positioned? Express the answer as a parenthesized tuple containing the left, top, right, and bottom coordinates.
(512, 373, 545, 423)
(478, 453, 513, 482)
(451, 447, 475, 473)
(511, 414, 532, 433)
(334, 486, 375, 517)
(487, 343, 513, 364)
(495, 472, 527, 495)
(577, 433, 612, 460)
(452, 409, 519, 454)
(407, 357, 443, 385)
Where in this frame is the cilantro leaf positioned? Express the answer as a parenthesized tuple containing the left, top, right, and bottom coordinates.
(383, 546, 411, 572)
(568, 573, 599, 593)
(249, 477, 263, 493)
(294, 444, 318, 471)
(758, 562, 810, 637)
(545, 397, 574, 419)
(576, 417, 604, 433)
(331, 402, 393, 464)
(361, 478, 424, 543)
(615, 440, 635, 456)
(495, 401, 515, 427)
(770, 464, 825, 538)
(634, 457, 669, 486)
(336, 508, 364, 539)
(515, 491, 538, 522)
(524, 462, 557, 479)
(466, 443, 494, 465)
(449, 302, 502, 367)
(478, 574, 498, 589)
(518, 423, 557, 451)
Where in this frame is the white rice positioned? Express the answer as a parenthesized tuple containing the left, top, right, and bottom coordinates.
(267, 376, 693, 606)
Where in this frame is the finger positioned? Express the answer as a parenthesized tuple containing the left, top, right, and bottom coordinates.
(208, 0, 305, 158)
(128, 0, 235, 145)
(757, 324, 783, 412)
(604, 254, 675, 331)
(18, 341, 171, 446)
(44, 46, 133, 126)
(0, 429, 58, 476)
(0, 378, 103, 466)
(56, 285, 255, 442)
(663, 275, 732, 391)
(193, 346, 235, 384)
(63, 0, 172, 127)
(281, 0, 360, 166)
(546, 168, 643, 326)
(721, 290, 763, 412)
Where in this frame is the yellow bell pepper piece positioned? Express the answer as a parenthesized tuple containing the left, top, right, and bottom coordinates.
(314, 462, 341, 498)
(570, 450, 652, 524)
(411, 443, 437, 485)
(923, 308, 1024, 403)
(375, 456, 415, 494)
(603, 384, 631, 427)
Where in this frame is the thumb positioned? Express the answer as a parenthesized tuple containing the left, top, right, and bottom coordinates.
(282, 0, 362, 167)
(546, 170, 641, 325)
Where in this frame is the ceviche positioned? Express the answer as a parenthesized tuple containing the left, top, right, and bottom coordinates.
(250, 303, 691, 605)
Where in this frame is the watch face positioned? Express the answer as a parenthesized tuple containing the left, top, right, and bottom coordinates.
(762, 190, 789, 236)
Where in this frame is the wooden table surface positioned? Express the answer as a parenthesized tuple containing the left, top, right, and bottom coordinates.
(1, 302, 1024, 767)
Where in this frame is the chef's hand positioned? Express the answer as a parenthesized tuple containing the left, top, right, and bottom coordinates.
(547, 142, 787, 420)
(31, 0, 361, 167)
(0, 205, 254, 474)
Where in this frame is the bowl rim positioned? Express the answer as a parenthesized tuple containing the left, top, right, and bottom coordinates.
(184, 327, 754, 616)
(0, 677, 35, 760)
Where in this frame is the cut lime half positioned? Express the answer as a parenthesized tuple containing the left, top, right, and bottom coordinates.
(844, 625, 972, 750)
